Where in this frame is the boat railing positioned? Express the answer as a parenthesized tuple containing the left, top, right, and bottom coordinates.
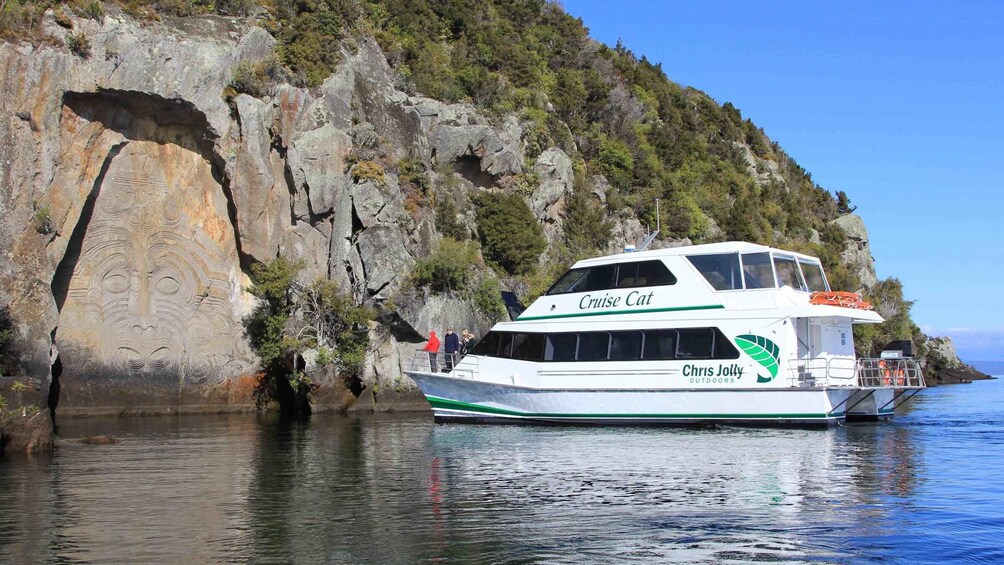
(786, 357, 924, 388)
(855, 357, 925, 388)
(785, 358, 856, 387)
(408, 350, 480, 380)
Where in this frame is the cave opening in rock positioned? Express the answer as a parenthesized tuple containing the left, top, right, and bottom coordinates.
(454, 155, 497, 189)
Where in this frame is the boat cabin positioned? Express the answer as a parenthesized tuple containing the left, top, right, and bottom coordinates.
(471, 242, 882, 388)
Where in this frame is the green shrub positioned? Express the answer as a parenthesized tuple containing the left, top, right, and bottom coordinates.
(412, 237, 478, 293)
(65, 31, 91, 58)
(270, 0, 362, 87)
(511, 171, 539, 197)
(351, 161, 386, 184)
(594, 134, 634, 191)
(398, 158, 430, 216)
(215, 0, 257, 16)
(397, 158, 430, 194)
(82, 0, 104, 21)
(473, 276, 507, 323)
(315, 346, 334, 367)
(473, 191, 545, 275)
(32, 205, 52, 235)
(243, 256, 373, 413)
(563, 173, 611, 255)
(434, 194, 467, 240)
(53, 8, 73, 28)
(229, 55, 284, 98)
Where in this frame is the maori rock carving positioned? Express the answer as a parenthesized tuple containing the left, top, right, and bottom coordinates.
(55, 141, 254, 385)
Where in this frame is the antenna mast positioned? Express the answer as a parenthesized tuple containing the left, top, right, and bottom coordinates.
(637, 198, 660, 252)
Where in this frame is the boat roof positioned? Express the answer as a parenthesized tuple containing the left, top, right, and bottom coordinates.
(574, 241, 822, 268)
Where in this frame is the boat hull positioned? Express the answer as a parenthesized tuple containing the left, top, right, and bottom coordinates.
(406, 371, 856, 428)
(844, 388, 917, 421)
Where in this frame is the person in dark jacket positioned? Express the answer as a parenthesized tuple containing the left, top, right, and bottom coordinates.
(443, 328, 460, 371)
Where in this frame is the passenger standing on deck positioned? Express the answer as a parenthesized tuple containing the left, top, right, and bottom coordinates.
(424, 331, 441, 372)
(460, 329, 476, 356)
(444, 328, 460, 371)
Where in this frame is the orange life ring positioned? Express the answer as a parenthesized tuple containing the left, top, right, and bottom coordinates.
(810, 291, 874, 310)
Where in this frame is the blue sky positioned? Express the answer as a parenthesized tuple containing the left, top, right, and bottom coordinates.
(564, 0, 1004, 360)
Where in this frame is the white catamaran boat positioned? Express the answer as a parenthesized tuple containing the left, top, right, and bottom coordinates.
(405, 242, 925, 427)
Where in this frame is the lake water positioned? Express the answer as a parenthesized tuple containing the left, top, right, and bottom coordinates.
(2, 379, 1003, 563)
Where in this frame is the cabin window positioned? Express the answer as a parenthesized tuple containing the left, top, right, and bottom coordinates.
(677, 328, 715, 358)
(547, 261, 676, 295)
(473, 328, 739, 361)
(799, 261, 829, 292)
(609, 331, 643, 360)
(512, 333, 545, 361)
(616, 261, 677, 288)
(577, 332, 610, 361)
(637, 260, 676, 287)
(713, 330, 741, 359)
(580, 265, 616, 292)
(547, 269, 589, 295)
(545, 333, 577, 361)
(615, 263, 639, 288)
(687, 253, 742, 290)
(642, 330, 677, 360)
(773, 255, 806, 290)
(741, 252, 775, 289)
(496, 332, 514, 358)
(471, 331, 501, 356)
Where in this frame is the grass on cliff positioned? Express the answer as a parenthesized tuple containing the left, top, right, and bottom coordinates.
(0, 1, 104, 43)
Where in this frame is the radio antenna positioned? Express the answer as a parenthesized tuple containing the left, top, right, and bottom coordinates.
(637, 198, 660, 252)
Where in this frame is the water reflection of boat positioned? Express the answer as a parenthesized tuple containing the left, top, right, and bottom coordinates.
(407, 242, 925, 427)
(421, 423, 922, 562)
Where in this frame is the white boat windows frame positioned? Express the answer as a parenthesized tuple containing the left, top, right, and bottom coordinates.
(689, 250, 832, 295)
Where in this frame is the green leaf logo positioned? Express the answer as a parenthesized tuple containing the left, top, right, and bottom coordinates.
(735, 334, 780, 383)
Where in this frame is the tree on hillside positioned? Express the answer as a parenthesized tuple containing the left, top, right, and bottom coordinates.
(852, 278, 925, 357)
(473, 191, 545, 275)
(563, 176, 611, 256)
(836, 190, 857, 214)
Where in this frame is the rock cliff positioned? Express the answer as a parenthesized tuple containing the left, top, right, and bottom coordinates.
(0, 11, 542, 415)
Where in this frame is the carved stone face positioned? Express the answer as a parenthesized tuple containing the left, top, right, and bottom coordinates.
(57, 142, 252, 382)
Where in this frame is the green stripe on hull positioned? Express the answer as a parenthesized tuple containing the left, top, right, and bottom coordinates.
(426, 396, 842, 420)
(516, 304, 725, 321)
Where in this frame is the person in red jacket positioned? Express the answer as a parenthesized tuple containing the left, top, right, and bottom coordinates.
(424, 331, 441, 372)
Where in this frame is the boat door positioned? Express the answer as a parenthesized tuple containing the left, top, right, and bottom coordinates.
(795, 318, 823, 385)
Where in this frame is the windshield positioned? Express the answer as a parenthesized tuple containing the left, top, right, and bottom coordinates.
(687, 253, 742, 290)
(799, 261, 829, 292)
(773, 255, 806, 290)
(741, 252, 775, 289)
(547, 269, 588, 294)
